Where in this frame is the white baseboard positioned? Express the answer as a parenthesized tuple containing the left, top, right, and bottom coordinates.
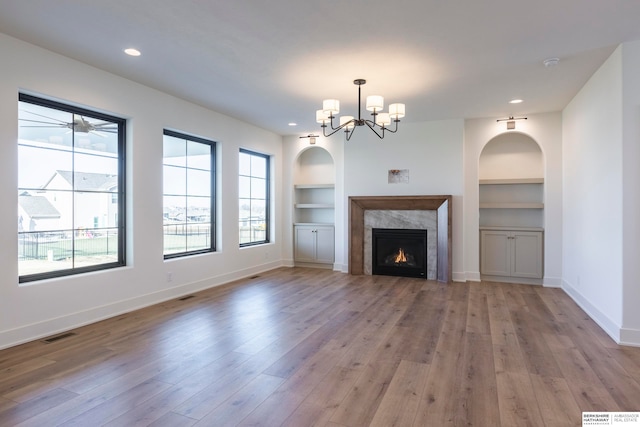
(561, 279, 622, 344)
(0, 260, 284, 351)
(453, 271, 472, 282)
(281, 258, 295, 267)
(543, 276, 562, 288)
(620, 328, 640, 347)
(463, 271, 481, 282)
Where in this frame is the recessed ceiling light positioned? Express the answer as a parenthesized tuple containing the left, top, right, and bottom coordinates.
(509, 99, 523, 104)
(124, 48, 141, 57)
(288, 122, 297, 126)
(543, 57, 560, 68)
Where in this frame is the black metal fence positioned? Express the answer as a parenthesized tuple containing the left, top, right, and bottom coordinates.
(18, 229, 118, 261)
(163, 223, 211, 253)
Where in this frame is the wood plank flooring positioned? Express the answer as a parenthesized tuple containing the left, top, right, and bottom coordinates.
(1, 267, 640, 426)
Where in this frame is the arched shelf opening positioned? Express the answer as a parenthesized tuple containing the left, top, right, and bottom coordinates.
(293, 146, 335, 267)
(293, 146, 335, 224)
(479, 133, 544, 228)
(478, 132, 545, 283)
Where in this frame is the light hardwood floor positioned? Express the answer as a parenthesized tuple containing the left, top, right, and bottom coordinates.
(1, 267, 639, 426)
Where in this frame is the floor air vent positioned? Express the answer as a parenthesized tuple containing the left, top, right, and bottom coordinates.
(250, 275, 260, 279)
(42, 332, 76, 343)
(178, 295, 195, 301)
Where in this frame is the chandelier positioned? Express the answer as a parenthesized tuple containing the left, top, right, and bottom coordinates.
(316, 79, 405, 141)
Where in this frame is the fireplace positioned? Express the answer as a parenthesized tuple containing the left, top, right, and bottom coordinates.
(372, 228, 427, 278)
(349, 195, 452, 283)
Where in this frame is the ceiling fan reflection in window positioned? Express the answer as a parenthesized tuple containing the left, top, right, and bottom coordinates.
(19, 110, 118, 136)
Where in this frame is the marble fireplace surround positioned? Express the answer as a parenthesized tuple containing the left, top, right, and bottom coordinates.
(349, 195, 452, 283)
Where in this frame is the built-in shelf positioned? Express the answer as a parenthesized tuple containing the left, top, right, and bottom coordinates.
(479, 178, 544, 185)
(294, 203, 334, 209)
(294, 182, 335, 224)
(480, 226, 544, 232)
(294, 184, 335, 189)
(479, 202, 544, 209)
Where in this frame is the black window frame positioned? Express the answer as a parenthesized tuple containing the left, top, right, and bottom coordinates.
(239, 148, 270, 247)
(18, 93, 126, 283)
(163, 129, 216, 259)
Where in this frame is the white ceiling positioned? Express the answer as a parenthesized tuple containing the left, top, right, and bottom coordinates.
(1, 0, 639, 136)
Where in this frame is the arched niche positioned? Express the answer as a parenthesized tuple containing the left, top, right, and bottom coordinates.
(479, 132, 543, 180)
(294, 146, 335, 185)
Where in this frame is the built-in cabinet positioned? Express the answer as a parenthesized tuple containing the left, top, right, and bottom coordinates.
(479, 133, 544, 284)
(480, 228, 543, 279)
(294, 224, 335, 265)
(293, 147, 335, 267)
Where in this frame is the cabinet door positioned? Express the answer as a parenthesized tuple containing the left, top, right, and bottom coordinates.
(294, 226, 317, 262)
(511, 231, 543, 278)
(314, 226, 335, 264)
(480, 230, 510, 276)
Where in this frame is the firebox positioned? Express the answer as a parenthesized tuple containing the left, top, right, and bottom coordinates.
(372, 228, 428, 278)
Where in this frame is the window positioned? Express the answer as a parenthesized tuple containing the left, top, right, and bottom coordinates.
(239, 149, 270, 246)
(163, 130, 215, 258)
(18, 94, 125, 282)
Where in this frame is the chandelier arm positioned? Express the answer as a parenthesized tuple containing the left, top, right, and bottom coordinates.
(363, 120, 385, 139)
(382, 120, 400, 134)
(321, 124, 347, 138)
(345, 128, 355, 141)
(321, 118, 356, 138)
(327, 115, 343, 131)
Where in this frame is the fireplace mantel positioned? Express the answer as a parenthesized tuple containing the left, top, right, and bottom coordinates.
(349, 195, 452, 282)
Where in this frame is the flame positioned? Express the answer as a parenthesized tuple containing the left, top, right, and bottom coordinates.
(394, 248, 407, 263)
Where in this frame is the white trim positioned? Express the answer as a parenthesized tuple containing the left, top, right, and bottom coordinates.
(620, 328, 640, 347)
(543, 276, 563, 288)
(464, 271, 481, 282)
(561, 279, 622, 344)
(334, 263, 347, 273)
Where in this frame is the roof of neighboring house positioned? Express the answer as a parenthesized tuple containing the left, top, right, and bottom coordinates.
(46, 170, 118, 191)
(18, 195, 61, 219)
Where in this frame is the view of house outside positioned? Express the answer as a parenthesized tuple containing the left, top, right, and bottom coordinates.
(162, 131, 214, 257)
(239, 150, 268, 246)
(18, 97, 122, 279)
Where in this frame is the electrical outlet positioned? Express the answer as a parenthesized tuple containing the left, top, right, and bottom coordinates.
(166, 272, 173, 282)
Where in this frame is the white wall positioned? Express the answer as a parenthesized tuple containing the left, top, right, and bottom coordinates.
(0, 34, 283, 349)
(621, 41, 640, 344)
(464, 113, 563, 285)
(562, 46, 624, 341)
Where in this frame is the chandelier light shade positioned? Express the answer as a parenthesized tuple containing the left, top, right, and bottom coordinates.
(318, 79, 405, 140)
(366, 95, 384, 112)
(389, 103, 405, 119)
(323, 99, 340, 114)
(377, 112, 391, 127)
(316, 109, 330, 124)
